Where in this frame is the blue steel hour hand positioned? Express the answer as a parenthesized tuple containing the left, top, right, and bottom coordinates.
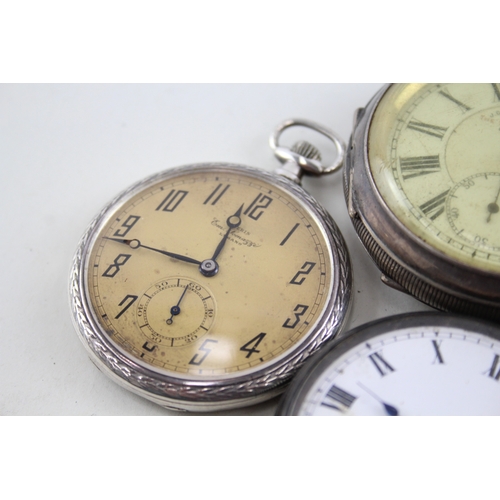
(357, 382, 399, 416)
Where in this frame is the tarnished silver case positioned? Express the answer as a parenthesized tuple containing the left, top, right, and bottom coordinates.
(70, 163, 352, 412)
(344, 85, 500, 322)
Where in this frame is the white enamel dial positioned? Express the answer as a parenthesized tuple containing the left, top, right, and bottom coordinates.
(277, 313, 500, 416)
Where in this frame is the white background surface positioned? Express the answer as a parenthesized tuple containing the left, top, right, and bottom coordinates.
(1, 4, 497, 499)
(0, 83, 434, 416)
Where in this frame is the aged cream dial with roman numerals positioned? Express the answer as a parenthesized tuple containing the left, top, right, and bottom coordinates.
(346, 83, 500, 321)
(70, 123, 351, 412)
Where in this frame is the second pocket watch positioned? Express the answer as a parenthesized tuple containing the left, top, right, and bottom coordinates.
(69, 119, 352, 412)
(345, 83, 500, 322)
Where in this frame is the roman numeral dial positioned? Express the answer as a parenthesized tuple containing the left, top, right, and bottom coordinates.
(285, 320, 500, 416)
(369, 83, 500, 272)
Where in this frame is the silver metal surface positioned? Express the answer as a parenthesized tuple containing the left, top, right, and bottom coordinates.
(270, 118, 346, 183)
(70, 162, 352, 412)
(344, 85, 500, 322)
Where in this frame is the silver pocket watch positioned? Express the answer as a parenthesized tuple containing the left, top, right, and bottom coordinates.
(69, 118, 352, 412)
(345, 83, 500, 321)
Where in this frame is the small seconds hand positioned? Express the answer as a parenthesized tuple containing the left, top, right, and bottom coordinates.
(486, 181, 500, 223)
(166, 284, 189, 325)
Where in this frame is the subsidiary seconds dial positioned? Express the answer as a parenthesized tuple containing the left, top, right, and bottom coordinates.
(447, 172, 500, 252)
(137, 277, 216, 350)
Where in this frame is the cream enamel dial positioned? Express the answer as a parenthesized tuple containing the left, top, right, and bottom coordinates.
(346, 83, 500, 320)
(71, 162, 351, 411)
(277, 313, 500, 416)
(369, 83, 500, 271)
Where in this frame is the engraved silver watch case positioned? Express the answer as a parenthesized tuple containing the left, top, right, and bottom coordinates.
(69, 119, 352, 412)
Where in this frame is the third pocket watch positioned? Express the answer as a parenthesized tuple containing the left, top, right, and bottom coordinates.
(345, 83, 500, 322)
(277, 312, 500, 416)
